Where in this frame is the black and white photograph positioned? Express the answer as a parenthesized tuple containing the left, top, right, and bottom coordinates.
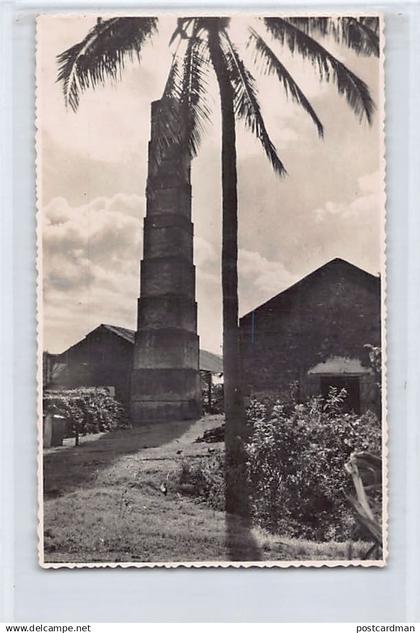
(37, 13, 385, 567)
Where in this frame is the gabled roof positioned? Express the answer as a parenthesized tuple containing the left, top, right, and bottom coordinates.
(240, 258, 380, 322)
(73, 323, 223, 373)
(101, 323, 135, 344)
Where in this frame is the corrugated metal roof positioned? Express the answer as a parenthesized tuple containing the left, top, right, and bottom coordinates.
(102, 324, 223, 373)
(102, 324, 135, 344)
(199, 349, 223, 374)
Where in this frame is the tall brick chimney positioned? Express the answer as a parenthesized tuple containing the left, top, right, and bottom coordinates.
(130, 100, 201, 424)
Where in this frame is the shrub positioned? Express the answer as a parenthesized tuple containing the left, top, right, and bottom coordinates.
(177, 454, 225, 511)
(201, 380, 224, 414)
(43, 387, 129, 437)
(245, 389, 382, 541)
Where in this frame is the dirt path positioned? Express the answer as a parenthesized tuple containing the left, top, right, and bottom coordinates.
(43, 415, 223, 498)
(43, 415, 257, 564)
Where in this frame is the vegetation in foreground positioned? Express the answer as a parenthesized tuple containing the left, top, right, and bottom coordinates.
(176, 389, 381, 546)
(43, 407, 380, 564)
(44, 387, 129, 437)
(245, 389, 382, 542)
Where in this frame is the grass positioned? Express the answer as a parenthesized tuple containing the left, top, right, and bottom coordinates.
(43, 415, 375, 564)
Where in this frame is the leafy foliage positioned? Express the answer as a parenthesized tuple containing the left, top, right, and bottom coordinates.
(43, 388, 129, 436)
(177, 387, 382, 542)
(57, 17, 158, 110)
(248, 28, 324, 137)
(179, 25, 212, 154)
(286, 17, 380, 56)
(151, 35, 211, 166)
(219, 31, 286, 175)
(57, 15, 379, 170)
(201, 377, 224, 414)
(177, 454, 225, 510)
(245, 389, 382, 541)
(364, 344, 382, 385)
(263, 17, 376, 123)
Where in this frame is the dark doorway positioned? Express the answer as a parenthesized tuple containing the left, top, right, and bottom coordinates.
(320, 375, 361, 413)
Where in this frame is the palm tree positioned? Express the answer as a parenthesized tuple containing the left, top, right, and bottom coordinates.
(58, 15, 379, 512)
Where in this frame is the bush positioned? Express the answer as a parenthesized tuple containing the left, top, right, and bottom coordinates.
(43, 387, 129, 437)
(245, 389, 382, 541)
(201, 380, 224, 414)
(177, 454, 225, 511)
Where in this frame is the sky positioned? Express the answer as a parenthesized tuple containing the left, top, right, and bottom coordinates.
(38, 15, 383, 355)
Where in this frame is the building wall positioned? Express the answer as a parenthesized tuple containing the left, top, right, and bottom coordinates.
(50, 329, 133, 403)
(239, 261, 381, 412)
(46, 325, 222, 410)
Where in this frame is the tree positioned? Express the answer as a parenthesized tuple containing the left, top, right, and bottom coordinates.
(57, 15, 379, 513)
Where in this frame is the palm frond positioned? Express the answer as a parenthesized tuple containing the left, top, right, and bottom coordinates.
(221, 32, 286, 176)
(169, 17, 194, 46)
(264, 17, 375, 123)
(359, 17, 380, 35)
(57, 17, 158, 111)
(286, 17, 380, 57)
(179, 24, 211, 157)
(149, 55, 184, 170)
(337, 17, 380, 56)
(198, 16, 231, 32)
(151, 29, 210, 167)
(248, 28, 323, 137)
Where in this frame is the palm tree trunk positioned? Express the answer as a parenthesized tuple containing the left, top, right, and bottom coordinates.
(208, 27, 246, 515)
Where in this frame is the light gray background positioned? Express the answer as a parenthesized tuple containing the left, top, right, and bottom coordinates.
(1, 0, 419, 622)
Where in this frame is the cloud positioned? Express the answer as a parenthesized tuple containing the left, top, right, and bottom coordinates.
(39, 16, 382, 355)
(194, 237, 297, 309)
(239, 249, 296, 296)
(193, 241, 297, 353)
(43, 194, 143, 351)
(194, 236, 218, 268)
(44, 194, 143, 260)
(313, 170, 381, 223)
